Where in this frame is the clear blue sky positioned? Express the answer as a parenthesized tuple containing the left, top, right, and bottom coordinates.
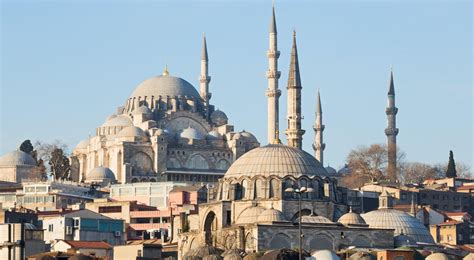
(1, 0, 472, 169)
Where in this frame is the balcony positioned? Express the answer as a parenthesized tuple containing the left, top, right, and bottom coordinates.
(130, 210, 170, 218)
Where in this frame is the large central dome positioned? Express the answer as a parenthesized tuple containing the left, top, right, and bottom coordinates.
(130, 74, 202, 103)
(225, 144, 327, 178)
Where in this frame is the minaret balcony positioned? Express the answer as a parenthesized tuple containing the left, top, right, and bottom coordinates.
(267, 50, 281, 59)
(385, 107, 398, 115)
(312, 143, 326, 150)
(265, 89, 281, 98)
(200, 75, 211, 83)
(313, 124, 325, 131)
(385, 127, 399, 136)
(266, 70, 281, 79)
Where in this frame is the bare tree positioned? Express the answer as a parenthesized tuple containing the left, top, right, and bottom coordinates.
(33, 140, 68, 178)
(434, 162, 472, 179)
(49, 148, 71, 180)
(398, 162, 442, 185)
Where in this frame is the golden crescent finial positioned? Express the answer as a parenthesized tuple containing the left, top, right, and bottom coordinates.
(163, 65, 169, 76)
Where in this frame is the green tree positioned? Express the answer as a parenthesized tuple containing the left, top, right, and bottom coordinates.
(446, 150, 457, 178)
(19, 140, 34, 154)
(49, 148, 71, 180)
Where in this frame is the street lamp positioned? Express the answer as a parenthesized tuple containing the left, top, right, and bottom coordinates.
(285, 185, 314, 260)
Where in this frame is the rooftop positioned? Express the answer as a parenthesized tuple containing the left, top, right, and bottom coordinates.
(62, 240, 112, 249)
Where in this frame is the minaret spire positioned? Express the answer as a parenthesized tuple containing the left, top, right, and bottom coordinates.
(200, 35, 211, 119)
(285, 31, 305, 149)
(313, 90, 325, 164)
(385, 68, 399, 182)
(265, 4, 281, 144)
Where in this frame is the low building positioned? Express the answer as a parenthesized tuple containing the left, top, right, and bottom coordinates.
(0, 181, 23, 209)
(0, 223, 46, 259)
(17, 181, 107, 211)
(109, 182, 189, 210)
(113, 240, 162, 260)
(0, 208, 39, 226)
(376, 249, 415, 260)
(344, 188, 379, 213)
(42, 209, 125, 246)
(51, 240, 112, 259)
(430, 219, 473, 245)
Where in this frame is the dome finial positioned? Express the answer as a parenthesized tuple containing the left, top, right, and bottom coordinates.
(163, 65, 169, 76)
(273, 130, 282, 144)
(349, 206, 353, 213)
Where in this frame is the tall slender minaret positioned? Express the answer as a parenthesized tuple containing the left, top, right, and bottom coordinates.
(200, 35, 211, 118)
(385, 69, 399, 181)
(313, 90, 325, 164)
(265, 6, 281, 144)
(285, 31, 305, 149)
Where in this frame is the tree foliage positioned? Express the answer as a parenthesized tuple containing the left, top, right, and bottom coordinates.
(49, 148, 71, 180)
(446, 150, 457, 178)
(19, 140, 34, 154)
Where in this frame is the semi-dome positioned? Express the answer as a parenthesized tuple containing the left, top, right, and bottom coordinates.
(361, 209, 434, 244)
(87, 166, 116, 181)
(225, 144, 328, 178)
(240, 131, 258, 143)
(338, 208, 367, 226)
(75, 138, 90, 150)
(130, 75, 202, 107)
(106, 114, 117, 121)
(180, 127, 204, 140)
(297, 214, 333, 224)
(210, 110, 228, 126)
(102, 115, 133, 127)
(118, 126, 148, 140)
(236, 206, 265, 224)
(0, 150, 36, 167)
(311, 250, 340, 260)
(257, 207, 287, 223)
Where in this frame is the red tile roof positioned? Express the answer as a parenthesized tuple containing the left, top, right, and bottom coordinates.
(435, 220, 462, 226)
(63, 240, 112, 249)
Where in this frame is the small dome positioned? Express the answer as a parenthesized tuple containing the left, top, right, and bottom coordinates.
(133, 105, 152, 115)
(118, 126, 148, 140)
(362, 209, 434, 244)
(349, 252, 375, 260)
(225, 144, 328, 178)
(236, 206, 265, 224)
(311, 250, 340, 260)
(210, 110, 228, 127)
(325, 166, 337, 176)
(298, 214, 333, 224)
(102, 115, 133, 127)
(240, 131, 258, 143)
(426, 253, 449, 260)
(87, 166, 115, 181)
(75, 138, 90, 150)
(231, 133, 242, 140)
(257, 207, 287, 223)
(180, 127, 204, 140)
(338, 208, 367, 226)
(0, 150, 36, 167)
(206, 131, 222, 140)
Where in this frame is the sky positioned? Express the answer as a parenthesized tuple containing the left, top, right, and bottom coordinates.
(1, 0, 472, 170)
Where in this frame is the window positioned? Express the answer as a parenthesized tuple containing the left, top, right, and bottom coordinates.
(99, 206, 122, 213)
(447, 235, 452, 241)
(137, 250, 142, 257)
(48, 224, 54, 232)
(24, 197, 35, 204)
(401, 193, 407, 200)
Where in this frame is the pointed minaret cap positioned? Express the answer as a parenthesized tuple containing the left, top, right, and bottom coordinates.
(388, 68, 395, 95)
(287, 30, 301, 87)
(269, 4, 277, 34)
(162, 65, 169, 76)
(201, 35, 208, 61)
(316, 90, 322, 114)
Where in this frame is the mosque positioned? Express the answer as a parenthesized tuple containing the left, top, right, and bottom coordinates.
(68, 38, 261, 185)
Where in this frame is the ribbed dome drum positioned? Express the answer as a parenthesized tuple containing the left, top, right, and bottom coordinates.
(225, 144, 328, 178)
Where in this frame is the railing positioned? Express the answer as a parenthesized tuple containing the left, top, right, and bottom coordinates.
(129, 223, 169, 230)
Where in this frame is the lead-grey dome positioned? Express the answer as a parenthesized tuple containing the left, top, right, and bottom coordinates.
(210, 110, 228, 126)
(225, 144, 328, 178)
(0, 150, 36, 167)
(102, 115, 133, 127)
(87, 166, 116, 181)
(130, 75, 202, 107)
(180, 127, 204, 140)
(361, 208, 434, 244)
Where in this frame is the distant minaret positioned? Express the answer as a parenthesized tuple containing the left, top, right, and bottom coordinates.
(200, 35, 211, 118)
(285, 31, 305, 149)
(385, 69, 399, 181)
(313, 90, 325, 164)
(265, 6, 281, 144)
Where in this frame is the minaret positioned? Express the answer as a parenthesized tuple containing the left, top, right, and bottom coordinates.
(285, 31, 305, 149)
(265, 6, 281, 144)
(200, 35, 211, 118)
(385, 69, 399, 181)
(313, 90, 325, 164)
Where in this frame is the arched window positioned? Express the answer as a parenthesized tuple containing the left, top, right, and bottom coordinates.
(269, 179, 281, 199)
(242, 179, 249, 200)
(255, 179, 264, 199)
(235, 183, 243, 200)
